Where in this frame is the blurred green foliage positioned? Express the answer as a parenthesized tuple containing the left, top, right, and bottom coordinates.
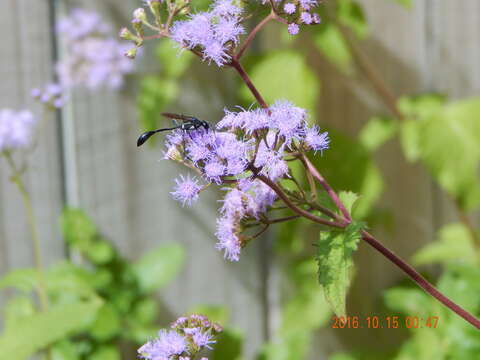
(0, 209, 185, 360)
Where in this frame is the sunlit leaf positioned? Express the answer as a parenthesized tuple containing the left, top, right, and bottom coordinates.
(239, 51, 319, 115)
(132, 243, 185, 293)
(359, 116, 398, 151)
(314, 24, 354, 75)
(0, 299, 101, 360)
(413, 223, 477, 266)
(316, 222, 364, 317)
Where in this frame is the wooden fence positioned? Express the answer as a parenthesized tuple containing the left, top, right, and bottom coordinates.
(0, 0, 479, 358)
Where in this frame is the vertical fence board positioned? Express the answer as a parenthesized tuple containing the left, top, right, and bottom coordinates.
(0, 0, 64, 273)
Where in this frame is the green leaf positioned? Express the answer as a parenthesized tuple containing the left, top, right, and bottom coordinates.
(397, 94, 445, 119)
(155, 40, 194, 78)
(132, 298, 159, 325)
(338, 191, 360, 215)
(90, 346, 121, 360)
(0, 299, 101, 360)
(384, 287, 431, 315)
(132, 243, 184, 293)
(210, 329, 243, 360)
(3, 297, 36, 331)
(359, 116, 398, 151)
(90, 304, 121, 341)
(336, 0, 368, 38)
(239, 51, 319, 115)
(0, 268, 39, 293)
(316, 222, 364, 317)
(412, 223, 477, 266)
(85, 240, 114, 265)
(314, 24, 354, 75)
(400, 119, 422, 162)
(416, 98, 480, 209)
(60, 208, 97, 249)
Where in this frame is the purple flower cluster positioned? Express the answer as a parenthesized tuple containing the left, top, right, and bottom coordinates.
(170, 0, 245, 66)
(0, 109, 37, 152)
(56, 9, 134, 89)
(31, 83, 67, 109)
(280, 0, 322, 35)
(139, 314, 222, 360)
(163, 100, 328, 261)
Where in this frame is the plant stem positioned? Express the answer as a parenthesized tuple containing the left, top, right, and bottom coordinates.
(257, 174, 346, 228)
(229, 58, 269, 108)
(235, 11, 275, 60)
(3, 152, 49, 311)
(300, 154, 351, 221)
(362, 230, 480, 329)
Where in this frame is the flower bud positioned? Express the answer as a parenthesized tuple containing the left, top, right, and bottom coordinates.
(119, 27, 135, 41)
(133, 8, 147, 22)
(125, 47, 138, 59)
(131, 18, 144, 37)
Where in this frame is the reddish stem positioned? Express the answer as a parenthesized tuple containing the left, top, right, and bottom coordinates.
(235, 11, 275, 60)
(301, 155, 351, 221)
(257, 174, 346, 228)
(229, 59, 269, 109)
(362, 231, 480, 329)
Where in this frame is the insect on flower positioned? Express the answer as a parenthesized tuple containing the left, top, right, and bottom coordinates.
(137, 112, 210, 147)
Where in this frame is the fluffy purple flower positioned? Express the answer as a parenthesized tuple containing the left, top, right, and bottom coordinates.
(212, 0, 242, 17)
(192, 330, 216, 350)
(56, 9, 134, 89)
(299, 0, 318, 10)
(0, 110, 37, 151)
(312, 13, 322, 24)
(304, 125, 329, 153)
(288, 23, 300, 35)
(204, 159, 226, 183)
(171, 174, 202, 206)
(138, 330, 187, 359)
(284, 3, 296, 14)
(215, 216, 241, 261)
(270, 100, 307, 146)
(170, 0, 244, 66)
(300, 12, 313, 24)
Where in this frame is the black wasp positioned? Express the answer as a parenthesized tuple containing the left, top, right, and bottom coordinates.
(137, 112, 210, 147)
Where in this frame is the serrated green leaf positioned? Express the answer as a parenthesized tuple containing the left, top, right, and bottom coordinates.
(316, 222, 364, 317)
(336, 0, 368, 38)
(0, 268, 39, 293)
(359, 116, 398, 151)
(314, 24, 354, 75)
(413, 223, 477, 266)
(338, 191, 359, 215)
(132, 243, 184, 293)
(0, 299, 101, 360)
(239, 51, 319, 115)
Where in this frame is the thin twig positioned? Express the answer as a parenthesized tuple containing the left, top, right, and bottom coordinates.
(301, 154, 351, 221)
(235, 11, 275, 60)
(229, 59, 269, 108)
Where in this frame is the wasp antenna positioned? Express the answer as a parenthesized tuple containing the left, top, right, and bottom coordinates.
(137, 131, 156, 147)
